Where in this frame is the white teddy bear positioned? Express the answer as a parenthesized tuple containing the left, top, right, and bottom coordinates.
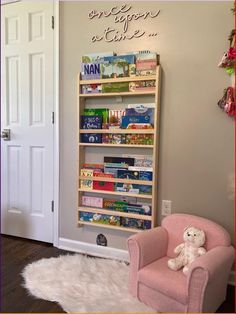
(167, 226, 206, 275)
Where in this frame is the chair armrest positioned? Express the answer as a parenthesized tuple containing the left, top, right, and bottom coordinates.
(127, 227, 168, 297)
(186, 246, 234, 312)
(127, 226, 168, 269)
(187, 246, 234, 282)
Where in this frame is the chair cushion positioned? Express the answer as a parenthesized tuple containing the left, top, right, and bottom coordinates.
(162, 214, 231, 257)
(138, 256, 188, 305)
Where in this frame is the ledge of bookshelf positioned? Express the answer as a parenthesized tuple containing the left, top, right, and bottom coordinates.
(79, 176, 153, 186)
(79, 91, 156, 98)
(78, 188, 153, 199)
(78, 220, 145, 233)
(79, 129, 155, 134)
(78, 207, 152, 220)
(79, 74, 157, 85)
(79, 143, 154, 148)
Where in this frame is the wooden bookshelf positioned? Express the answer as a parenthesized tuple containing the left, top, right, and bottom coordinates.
(77, 65, 161, 232)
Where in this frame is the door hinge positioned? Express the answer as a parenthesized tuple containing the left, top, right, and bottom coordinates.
(51, 111, 55, 124)
(51, 200, 54, 212)
(52, 16, 54, 29)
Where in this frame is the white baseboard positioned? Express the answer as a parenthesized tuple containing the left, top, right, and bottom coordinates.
(58, 237, 129, 262)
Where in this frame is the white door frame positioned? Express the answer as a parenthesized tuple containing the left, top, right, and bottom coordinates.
(1, 0, 60, 246)
(53, 0, 59, 247)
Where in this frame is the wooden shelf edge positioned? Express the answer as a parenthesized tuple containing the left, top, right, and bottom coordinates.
(79, 143, 154, 148)
(78, 207, 152, 220)
(78, 221, 147, 233)
(78, 91, 155, 97)
(78, 188, 153, 199)
(79, 176, 153, 186)
(79, 129, 155, 134)
(79, 74, 157, 85)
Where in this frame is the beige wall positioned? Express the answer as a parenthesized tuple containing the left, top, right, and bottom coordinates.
(59, 1, 234, 250)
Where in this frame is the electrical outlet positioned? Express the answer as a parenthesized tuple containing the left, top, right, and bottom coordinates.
(161, 200, 172, 216)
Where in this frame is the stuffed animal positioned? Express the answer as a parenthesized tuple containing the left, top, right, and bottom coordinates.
(167, 226, 206, 275)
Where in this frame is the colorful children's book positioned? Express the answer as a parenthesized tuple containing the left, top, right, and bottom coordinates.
(84, 108, 109, 124)
(81, 84, 102, 94)
(80, 169, 93, 190)
(102, 134, 126, 144)
(122, 154, 153, 168)
(120, 217, 151, 229)
(136, 51, 158, 76)
(91, 213, 120, 226)
(125, 134, 154, 145)
(103, 199, 128, 211)
(81, 115, 102, 129)
(104, 157, 134, 169)
(83, 163, 104, 170)
(121, 115, 150, 129)
(93, 172, 115, 191)
(102, 82, 129, 93)
(101, 54, 136, 78)
(82, 52, 114, 63)
(125, 105, 155, 126)
(139, 171, 153, 194)
(81, 196, 103, 208)
(81, 62, 101, 80)
(80, 133, 102, 143)
(80, 212, 94, 222)
(109, 109, 125, 128)
(116, 170, 139, 194)
(129, 80, 156, 92)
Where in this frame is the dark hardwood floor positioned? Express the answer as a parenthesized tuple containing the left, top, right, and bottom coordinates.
(0, 234, 235, 313)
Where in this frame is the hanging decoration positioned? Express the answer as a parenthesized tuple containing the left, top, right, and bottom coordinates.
(217, 5, 235, 118)
(218, 29, 235, 75)
(217, 87, 236, 117)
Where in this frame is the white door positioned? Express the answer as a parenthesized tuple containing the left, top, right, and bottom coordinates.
(1, 1, 55, 243)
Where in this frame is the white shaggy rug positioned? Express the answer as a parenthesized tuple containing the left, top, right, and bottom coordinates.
(22, 254, 155, 313)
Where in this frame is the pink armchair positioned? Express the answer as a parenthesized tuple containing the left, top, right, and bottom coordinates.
(127, 213, 234, 313)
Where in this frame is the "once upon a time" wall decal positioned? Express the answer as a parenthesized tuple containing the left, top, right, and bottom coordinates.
(88, 4, 160, 43)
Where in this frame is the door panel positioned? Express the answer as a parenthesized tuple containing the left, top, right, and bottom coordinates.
(1, 1, 54, 243)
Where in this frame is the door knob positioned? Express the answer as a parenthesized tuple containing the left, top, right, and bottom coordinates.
(1, 129, 11, 141)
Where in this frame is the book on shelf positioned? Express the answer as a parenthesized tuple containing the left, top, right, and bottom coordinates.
(139, 171, 153, 194)
(81, 84, 102, 94)
(80, 133, 102, 143)
(104, 157, 134, 169)
(102, 134, 126, 144)
(101, 54, 136, 79)
(80, 169, 94, 190)
(103, 199, 129, 211)
(82, 163, 104, 170)
(82, 52, 115, 63)
(102, 82, 129, 93)
(125, 134, 154, 145)
(128, 166, 153, 172)
(108, 109, 125, 128)
(122, 154, 153, 168)
(93, 172, 115, 191)
(79, 212, 120, 226)
(116, 169, 139, 194)
(81, 62, 101, 80)
(81, 115, 102, 129)
(81, 196, 103, 208)
(136, 51, 158, 76)
(125, 105, 155, 126)
(129, 80, 156, 92)
(120, 217, 151, 229)
(83, 108, 109, 124)
(121, 115, 150, 129)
